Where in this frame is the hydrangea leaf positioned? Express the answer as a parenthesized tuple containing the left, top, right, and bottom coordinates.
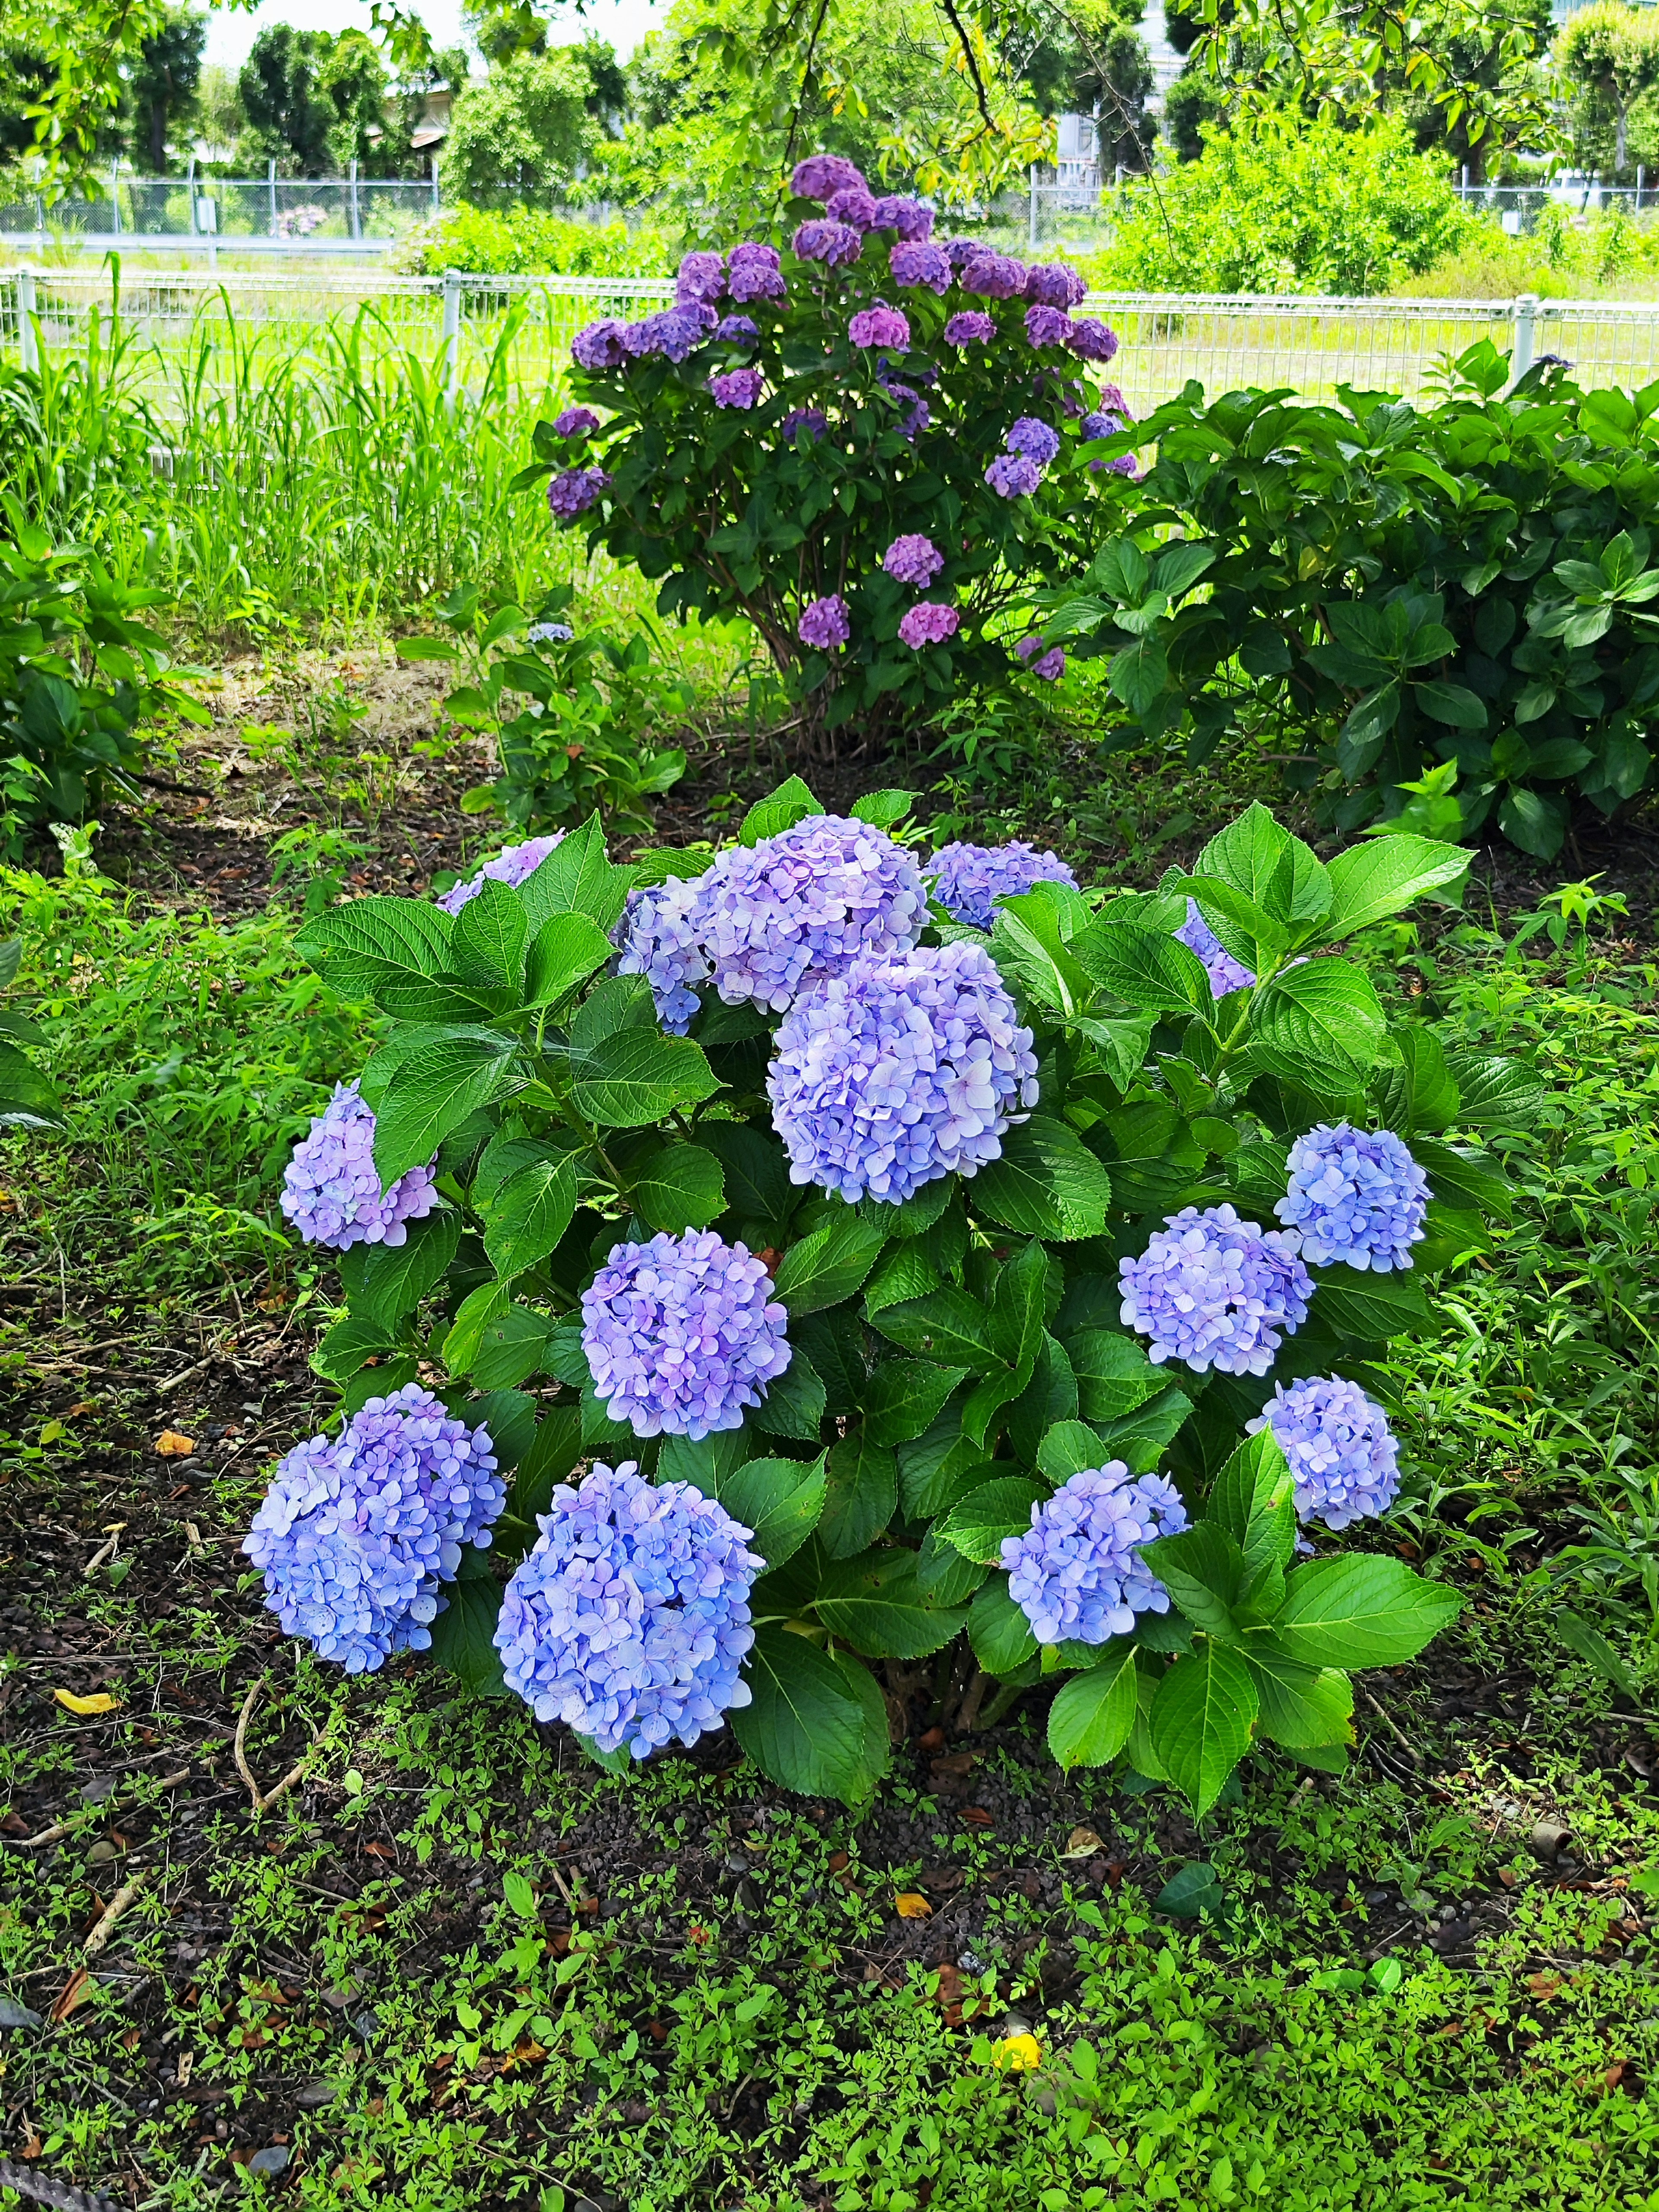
(453, 1389, 537, 1475)
(569, 1028, 720, 1129)
(849, 788, 916, 829)
(814, 1551, 969, 1659)
(451, 877, 530, 1001)
(1252, 960, 1386, 1079)
(1442, 1052, 1548, 1129)
(1069, 924, 1212, 1015)
(715, 1454, 829, 1570)
(372, 1030, 521, 1188)
(483, 1157, 579, 1280)
(751, 1349, 827, 1442)
(425, 1554, 511, 1700)
(1148, 1645, 1259, 1818)
(469, 1305, 554, 1392)
(1272, 1557, 1462, 1668)
(0, 1037, 64, 1128)
(516, 813, 636, 936)
(1136, 1525, 1245, 1642)
(868, 1286, 995, 1368)
(968, 1573, 1039, 1675)
(833, 1650, 894, 1789)
(1068, 1330, 1166, 1422)
(862, 1243, 946, 1318)
(1244, 1646, 1356, 1749)
(632, 1144, 727, 1235)
(938, 1477, 1046, 1565)
(1324, 836, 1470, 938)
(658, 1427, 751, 1491)
(698, 1122, 797, 1231)
(915, 1524, 991, 1605)
(1371, 1029, 1460, 1137)
(896, 1408, 993, 1519)
(343, 1210, 462, 1329)
(1205, 1428, 1297, 1577)
(856, 1174, 956, 1238)
(1048, 1643, 1139, 1769)
(1089, 1383, 1195, 1473)
(1005, 1336, 1079, 1464)
(522, 911, 615, 1009)
(793, 1308, 868, 1416)
(861, 1360, 971, 1448)
(731, 1624, 876, 1805)
(738, 775, 821, 846)
(970, 1117, 1114, 1241)
(1411, 1137, 1513, 1222)
(772, 1214, 887, 1314)
(508, 1405, 583, 1524)
(818, 1434, 897, 1560)
(1037, 1418, 1112, 1484)
(1194, 804, 1330, 929)
(1308, 1268, 1432, 1341)
(296, 895, 458, 1015)
(989, 1238, 1051, 1371)
(312, 1313, 402, 1384)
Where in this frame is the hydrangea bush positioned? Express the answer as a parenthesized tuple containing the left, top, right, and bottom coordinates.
(255, 784, 1544, 1813)
(512, 155, 1129, 737)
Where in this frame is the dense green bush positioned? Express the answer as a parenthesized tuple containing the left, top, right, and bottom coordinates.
(1042, 348, 1659, 858)
(396, 204, 679, 280)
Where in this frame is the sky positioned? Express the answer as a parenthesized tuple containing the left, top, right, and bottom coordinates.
(201, 0, 667, 73)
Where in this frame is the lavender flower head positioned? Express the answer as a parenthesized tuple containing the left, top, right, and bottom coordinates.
(528, 620, 575, 644)
(986, 452, 1040, 498)
(548, 464, 611, 520)
(898, 601, 959, 648)
(768, 938, 1039, 1205)
(494, 1461, 760, 1756)
(245, 1383, 502, 1673)
(696, 814, 926, 1011)
(1276, 1122, 1430, 1272)
(826, 185, 879, 230)
(715, 314, 760, 345)
(436, 833, 565, 915)
(849, 303, 910, 350)
(612, 874, 711, 1034)
(572, 318, 626, 370)
(553, 405, 601, 439)
(890, 241, 952, 295)
(676, 250, 727, 305)
(780, 406, 828, 445)
(960, 252, 1029, 300)
(281, 1081, 438, 1252)
(1025, 262, 1088, 309)
(926, 840, 1077, 930)
(710, 368, 765, 410)
(794, 219, 864, 267)
(1002, 1465, 1189, 1645)
(1119, 1203, 1314, 1377)
(1014, 636, 1066, 680)
(791, 153, 867, 201)
(1065, 318, 1119, 363)
(624, 305, 714, 362)
(582, 1230, 793, 1440)
(1176, 899, 1255, 996)
(1025, 305, 1072, 349)
(941, 235, 982, 268)
(1005, 416, 1060, 465)
(798, 593, 851, 650)
(727, 242, 788, 304)
(1081, 407, 1127, 441)
(1248, 1376, 1402, 1531)
(883, 533, 944, 586)
(943, 311, 996, 346)
(872, 196, 934, 239)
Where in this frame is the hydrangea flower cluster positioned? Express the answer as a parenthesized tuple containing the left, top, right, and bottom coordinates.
(527, 620, 575, 644)
(925, 839, 1078, 929)
(943, 311, 995, 346)
(795, 218, 864, 267)
(695, 814, 927, 1011)
(552, 406, 600, 439)
(581, 1230, 793, 1439)
(1005, 417, 1061, 465)
(1065, 317, 1119, 363)
(1119, 1204, 1315, 1377)
(1276, 1122, 1430, 1272)
(891, 241, 952, 293)
(960, 251, 1028, 299)
(798, 594, 851, 649)
(620, 305, 712, 362)
(1014, 634, 1066, 680)
(548, 465, 611, 520)
(1026, 263, 1087, 309)
(986, 452, 1041, 498)
(494, 1461, 761, 1756)
(710, 369, 765, 410)
(849, 304, 910, 350)
(872, 194, 933, 238)
(883, 533, 944, 586)
(791, 153, 865, 200)
(676, 249, 726, 304)
(1001, 1464, 1189, 1644)
(727, 242, 787, 303)
(768, 938, 1039, 1204)
(827, 184, 878, 229)
(280, 1081, 439, 1252)
(1248, 1376, 1402, 1531)
(572, 318, 626, 369)
(611, 873, 711, 1033)
(780, 405, 828, 444)
(1176, 898, 1256, 996)
(1025, 304, 1072, 349)
(436, 833, 564, 914)
(715, 314, 760, 345)
(899, 601, 959, 648)
(245, 1384, 502, 1673)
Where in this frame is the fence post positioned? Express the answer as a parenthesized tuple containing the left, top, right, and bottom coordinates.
(267, 157, 277, 236)
(111, 163, 121, 236)
(1511, 292, 1537, 384)
(1460, 164, 1469, 201)
(18, 268, 37, 375)
(349, 157, 361, 240)
(186, 154, 197, 237)
(1028, 165, 1038, 252)
(442, 267, 462, 405)
(431, 166, 440, 216)
(1640, 165, 1646, 214)
(34, 195, 45, 254)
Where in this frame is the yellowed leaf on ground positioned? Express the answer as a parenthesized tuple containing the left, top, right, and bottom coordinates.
(991, 2032, 1043, 2072)
(894, 1892, 933, 1919)
(54, 1689, 122, 1716)
(1061, 1826, 1105, 1858)
(155, 1430, 196, 1457)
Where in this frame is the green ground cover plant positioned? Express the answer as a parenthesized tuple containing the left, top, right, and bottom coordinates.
(397, 206, 680, 281)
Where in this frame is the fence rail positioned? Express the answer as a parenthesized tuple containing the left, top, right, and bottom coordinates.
(4, 268, 1659, 413)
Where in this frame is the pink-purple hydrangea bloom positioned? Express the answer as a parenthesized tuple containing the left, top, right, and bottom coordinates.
(572, 318, 626, 369)
(281, 1081, 439, 1253)
(553, 406, 600, 438)
(582, 1230, 793, 1440)
(1276, 1123, 1430, 1272)
(1005, 416, 1060, 465)
(798, 594, 851, 649)
(872, 195, 934, 238)
(1024, 304, 1071, 348)
(960, 251, 1028, 299)
(1025, 262, 1088, 309)
(1176, 899, 1256, 996)
(890, 241, 952, 293)
(926, 840, 1078, 929)
(1002, 1465, 1189, 1644)
(710, 368, 766, 409)
(1248, 1376, 1402, 1531)
(726, 242, 787, 303)
(548, 465, 611, 520)
(436, 834, 565, 914)
(791, 154, 866, 200)
(611, 874, 712, 1034)
(943, 310, 996, 345)
(826, 184, 879, 229)
(676, 250, 726, 304)
(848, 304, 910, 350)
(985, 452, 1040, 498)
(1065, 318, 1119, 363)
(794, 219, 864, 267)
(780, 405, 828, 443)
(1119, 1203, 1314, 1377)
(1014, 635, 1066, 680)
(898, 601, 959, 648)
(882, 533, 944, 586)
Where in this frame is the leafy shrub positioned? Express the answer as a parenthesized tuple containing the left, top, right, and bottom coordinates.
(0, 933, 61, 1128)
(246, 785, 1540, 1815)
(395, 205, 679, 280)
(518, 154, 1128, 739)
(398, 583, 688, 836)
(1085, 112, 1472, 298)
(1042, 352, 1659, 858)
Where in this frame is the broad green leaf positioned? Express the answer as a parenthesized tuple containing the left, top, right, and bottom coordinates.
(915, 1523, 991, 1605)
(794, 1306, 867, 1415)
(971, 1117, 1114, 1241)
(1443, 1053, 1548, 1130)
(509, 1404, 583, 1523)
(1175, 874, 1293, 961)
(1090, 1382, 1195, 1472)
(938, 1476, 1045, 1564)
(850, 787, 916, 829)
(1068, 1330, 1165, 1421)
(861, 1359, 971, 1447)
(516, 813, 635, 936)
(441, 1279, 509, 1375)
(469, 1303, 553, 1391)
(1244, 1646, 1356, 1749)
(773, 1214, 887, 1313)
(819, 1433, 898, 1559)
(1048, 1643, 1138, 1769)
(1005, 1333, 1079, 1464)
(1414, 680, 1487, 730)
(962, 1363, 1027, 1450)
(296, 896, 460, 1017)
(312, 1312, 400, 1383)
(1205, 1428, 1297, 1576)
(990, 894, 1095, 1016)
(632, 1144, 727, 1233)
(833, 1649, 893, 1789)
(0, 1038, 63, 1128)
(1411, 1137, 1512, 1222)
(716, 1454, 829, 1570)
(1037, 1418, 1112, 1484)
(1138, 1525, 1245, 1641)
(814, 1551, 968, 1659)
(731, 1625, 874, 1805)
(1372, 1029, 1461, 1137)
(1070, 923, 1211, 1014)
(483, 1156, 578, 1279)
(569, 1028, 720, 1128)
(989, 1239, 1052, 1372)
(571, 972, 656, 1050)
(968, 1574, 1039, 1674)
(340, 1208, 461, 1328)
(752, 1349, 826, 1441)
(699, 1121, 797, 1229)
(1149, 1644, 1259, 1818)
(541, 1318, 590, 1389)
(1194, 804, 1330, 928)
(424, 1548, 509, 1698)
(897, 1411, 993, 1519)
(1325, 836, 1471, 938)
(1252, 960, 1386, 1077)
(739, 776, 821, 845)
(1273, 1557, 1462, 1668)
(372, 1030, 519, 1187)
(856, 1176, 957, 1239)
(451, 877, 528, 1000)
(522, 910, 615, 1008)
(458, 1388, 538, 1471)
(869, 1285, 996, 1369)
(1309, 1267, 1432, 1339)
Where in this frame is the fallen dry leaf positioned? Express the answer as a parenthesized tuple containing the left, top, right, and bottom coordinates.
(54, 1689, 122, 1717)
(930, 1751, 978, 1777)
(1526, 1974, 1563, 2003)
(50, 1967, 92, 2023)
(894, 1892, 933, 1919)
(960, 1805, 994, 1827)
(1062, 1826, 1106, 1859)
(155, 1429, 196, 1457)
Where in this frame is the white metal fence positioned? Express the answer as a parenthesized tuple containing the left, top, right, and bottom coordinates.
(4, 267, 1659, 412)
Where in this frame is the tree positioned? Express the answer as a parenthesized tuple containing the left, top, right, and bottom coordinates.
(127, 2, 206, 174)
(240, 22, 333, 175)
(442, 48, 598, 194)
(195, 61, 248, 163)
(318, 26, 403, 172)
(1017, 1, 1159, 175)
(1557, 2, 1659, 179)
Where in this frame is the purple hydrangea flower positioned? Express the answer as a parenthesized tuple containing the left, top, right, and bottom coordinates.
(985, 452, 1040, 498)
(715, 314, 760, 345)
(848, 303, 910, 350)
(943, 310, 996, 346)
(1248, 1376, 1402, 1531)
(528, 620, 575, 644)
(1024, 304, 1072, 349)
(572, 318, 626, 370)
(794, 219, 864, 267)
(1029, 646, 1065, 680)
(553, 405, 600, 439)
(1025, 262, 1088, 309)
(879, 375, 929, 439)
(710, 368, 765, 409)
(940, 235, 981, 267)
(1096, 382, 1128, 412)
(1005, 416, 1060, 465)
(1119, 1204, 1314, 1377)
(826, 185, 879, 230)
(768, 939, 1039, 1204)
(436, 834, 565, 914)
(925, 840, 1078, 930)
(1080, 408, 1125, 442)
(798, 593, 851, 650)
(612, 874, 711, 1034)
(1001, 1464, 1189, 1644)
(245, 1383, 502, 1673)
(696, 814, 926, 1011)
(1176, 899, 1256, 996)
(882, 533, 944, 586)
(548, 464, 611, 520)
(621, 306, 712, 363)
(676, 250, 727, 304)
(281, 1081, 439, 1252)
(780, 405, 828, 444)
(872, 196, 934, 239)
(582, 1231, 793, 1439)
(1064, 318, 1119, 363)
(726, 243, 786, 303)
(1276, 1123, 1430, 1272)
(494, 1461, 760, 1756)
(960, 252, 1028, 300)
(889, 240, 952, 294)
(898, 601, 959, 648)
(791, 153, 866, 201)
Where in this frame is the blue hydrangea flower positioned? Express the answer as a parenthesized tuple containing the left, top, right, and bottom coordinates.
(1119, 1203, 1314, 1377)
(767, 939, 1039, 1205)
(244, 1384, 502, 1673)
(280, 1081, 439, 1252)
(611, 874, 712, 1034)
(1248, 1375, 1401, 1531)
(582, 1230, 793, 1440)
(1001, 1463, 1189, 1644)
(436, 834, 565, 915)
(1276, 1122, 1430, 1271)
(495, 1461, 761, 1756)
(1176, 899, 1255, 996)
(926, 840, 1079, 930)
(695, 814, 927, 1013)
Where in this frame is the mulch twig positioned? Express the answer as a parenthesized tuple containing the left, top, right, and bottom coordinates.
(233, 1674, 321, 1815)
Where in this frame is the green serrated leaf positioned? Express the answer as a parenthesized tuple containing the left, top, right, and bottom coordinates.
(1048, 1643, 1138, 1768)
(1149, 1644, 1259, 1818)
